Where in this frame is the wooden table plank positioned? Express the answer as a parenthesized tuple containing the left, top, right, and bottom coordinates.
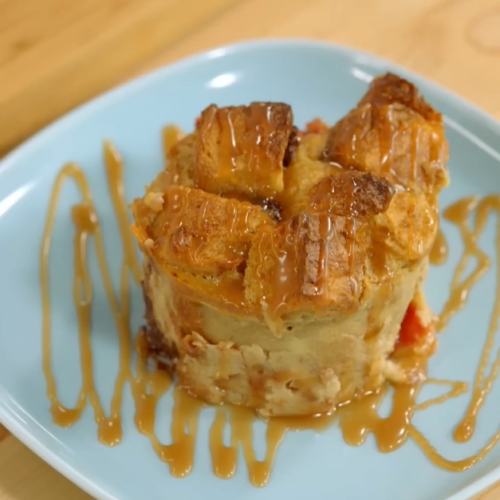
(136, 0, 500, 119)
(0, 0, 243, 156)
(0, 435, 92, 500)
(2, 0, 500, 498)
(0, 426, 8, 444)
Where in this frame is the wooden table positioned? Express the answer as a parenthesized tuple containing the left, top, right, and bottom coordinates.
(1, 0, 500, 498)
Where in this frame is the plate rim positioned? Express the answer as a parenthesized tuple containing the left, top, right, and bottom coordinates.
(1, 37, 500, 500)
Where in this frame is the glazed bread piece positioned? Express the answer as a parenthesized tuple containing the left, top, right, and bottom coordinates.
(131, 74, 449, 416)
(132, 185, 274, 276)
(195, 102, 294, 199)
(322, 73, 448, 193)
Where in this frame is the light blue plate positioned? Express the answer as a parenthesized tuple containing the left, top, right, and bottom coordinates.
(1, 39, 500, 500)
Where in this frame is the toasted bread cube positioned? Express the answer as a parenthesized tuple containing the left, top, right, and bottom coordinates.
(195, 102, 293, 198)
(308, 172, 394, 218)
(245, 211, 368, 316)
(131, 185, 273, 276)
(322, 73, 449, 193)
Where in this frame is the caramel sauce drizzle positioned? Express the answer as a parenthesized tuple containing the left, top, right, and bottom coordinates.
(215, 103, 283, 196)
(420, 194, 500, 470)
(41, 163, 130, 445)
(265, 215, 312, 320)
(210, 405, 286, 487)
(414, 379, 468, 411)
(430, 227, 449, 266)
(218, 107, 240, 174)
(437, 197, 490, 332)
(132, 333, 199, 478)
(40, 135, 500, 487)
(437, 196, 500, 445)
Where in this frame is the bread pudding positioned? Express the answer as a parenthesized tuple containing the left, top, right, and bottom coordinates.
(131, 73, 449, 417)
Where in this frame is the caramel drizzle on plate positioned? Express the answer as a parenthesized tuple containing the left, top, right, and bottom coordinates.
(40, 133, 500, 486)
(436, 196, 500, 446)
(40, 161, 130, 446)
(429, 226, 449, 266)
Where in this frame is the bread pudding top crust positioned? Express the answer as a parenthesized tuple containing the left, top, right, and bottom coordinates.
(131, 73, 449, 326)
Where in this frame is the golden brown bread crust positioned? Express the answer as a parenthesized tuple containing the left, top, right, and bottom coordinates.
(322, 73, 449, 194)
(132, 185, 274, 277)
(359, 73, 442, 122)
(195, 102, 293, 199)
(308, 172, 395, 218)
(131, 74, 449, 416)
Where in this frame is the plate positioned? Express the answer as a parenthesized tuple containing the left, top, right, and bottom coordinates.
(1, 39, 500, 500)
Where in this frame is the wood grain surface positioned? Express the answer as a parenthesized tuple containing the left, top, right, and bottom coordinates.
(1, 0, 500, 498)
